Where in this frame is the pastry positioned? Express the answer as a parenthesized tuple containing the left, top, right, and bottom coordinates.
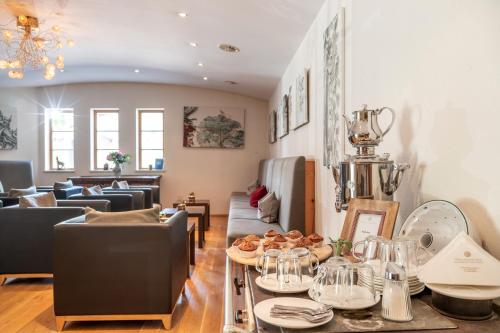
(264, 229, 279, 240)
(263, 240, 281, 251)
(307, 233, 324, 248)
(291, 237, 313, 249)
(244, 234, 261, 246)
(232, 238, 245, 248)
(273, 234, 287, 248)
(238, 240, 258, 258)
(286, 230, 303, 244)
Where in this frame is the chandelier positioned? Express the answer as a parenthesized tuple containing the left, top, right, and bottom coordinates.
(0, 15, 74, 80)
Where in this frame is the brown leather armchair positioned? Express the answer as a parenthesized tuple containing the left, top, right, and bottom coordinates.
(53, 211, 188, 331)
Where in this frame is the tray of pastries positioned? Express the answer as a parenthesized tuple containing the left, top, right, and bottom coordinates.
(226, 229, 333, 266)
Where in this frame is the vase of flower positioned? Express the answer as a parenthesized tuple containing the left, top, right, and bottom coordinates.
(106, 151, 131, 178)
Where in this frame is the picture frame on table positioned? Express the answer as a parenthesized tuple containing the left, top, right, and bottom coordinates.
(340, 199, 400, 247)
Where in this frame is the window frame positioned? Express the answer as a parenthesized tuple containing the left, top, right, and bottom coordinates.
(90, 108, 120, 170)
(136, 108, 165, 171)
(44, 108, 75, 171)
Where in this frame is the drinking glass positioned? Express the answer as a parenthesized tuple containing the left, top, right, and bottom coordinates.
(291, 247, 319, 278)
(352, 236, 388, 275)
(380, 237, 430, 277)
(255, 249, 281, 284)
(276, 252, 302, 289)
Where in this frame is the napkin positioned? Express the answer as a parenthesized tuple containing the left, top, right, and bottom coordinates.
(418, 232, 500, 286)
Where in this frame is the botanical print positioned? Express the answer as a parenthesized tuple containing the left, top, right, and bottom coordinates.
(293, 69, 309, 129)
(269, 110, 277, 144)
(277, 94, 289, 138)
(183, 106, 245, 148)
(0, 106, 17, 150)
(323, 8, 344, 168)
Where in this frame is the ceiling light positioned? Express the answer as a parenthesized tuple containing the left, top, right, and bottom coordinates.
(197, 62, 204, 67)
(177, 12, 188, 18)
(203, 76, 208, 81)
(0, 14, 74, 80)
(189, 41, 198, 47)
(218, 43, 240, 53)
(134, 69, 140, 73)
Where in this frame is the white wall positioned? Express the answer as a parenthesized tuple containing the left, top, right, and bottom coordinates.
(2, 83, 268, 214)
(269, 0, 500, 258)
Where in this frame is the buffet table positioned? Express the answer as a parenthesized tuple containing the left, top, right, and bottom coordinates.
(223, 260, 500, 333)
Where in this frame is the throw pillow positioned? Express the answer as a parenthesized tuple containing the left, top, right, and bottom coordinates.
(246, 179, 259, 195)
(8, 185, 37, 198)
(249, 185, 268, 208)
(19, 192, 58, 208)
(0, 180, 4, 193)
(111, 180, 130, 189)
(82, 185, 103, 196)
(85, 206, 161, 224)
(54, 180, 74, 190)
(257, 192, 280, 223)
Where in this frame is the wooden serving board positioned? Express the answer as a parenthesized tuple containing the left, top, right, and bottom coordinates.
(226, 244, 333, 266)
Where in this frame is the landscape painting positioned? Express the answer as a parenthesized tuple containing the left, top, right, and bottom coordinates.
(293, 69, 309, 129)
(183, 106, 245, 148)
(0, 105, 18, 150)
(277, 94, 289, 138)
(323, 8, 344, 168)
(269, 110, 277, 144)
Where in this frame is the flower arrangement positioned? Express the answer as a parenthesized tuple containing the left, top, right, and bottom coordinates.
(106, 151, 131, 166)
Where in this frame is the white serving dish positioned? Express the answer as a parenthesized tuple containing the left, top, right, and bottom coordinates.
(255, 274, 314, 293)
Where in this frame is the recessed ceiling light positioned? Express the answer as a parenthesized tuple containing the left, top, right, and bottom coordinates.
(203, 76, 208, 81)
(134, 69, 140, 73)
(60, 69, 65, 73)
(189, 41, 198, 47)
(177, 12, 188, 18)
(218, 43, 240, 53)
(197, 62, 204, 67)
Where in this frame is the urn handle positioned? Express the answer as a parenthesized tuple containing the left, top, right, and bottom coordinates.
(376, 107, 396, 137)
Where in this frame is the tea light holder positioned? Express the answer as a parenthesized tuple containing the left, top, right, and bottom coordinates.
(188, 192, 196, 202)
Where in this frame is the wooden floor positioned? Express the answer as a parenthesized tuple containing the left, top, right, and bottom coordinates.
(0, 216, 228, 333)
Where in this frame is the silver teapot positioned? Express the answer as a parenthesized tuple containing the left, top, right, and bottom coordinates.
(344, 104, 395, 156)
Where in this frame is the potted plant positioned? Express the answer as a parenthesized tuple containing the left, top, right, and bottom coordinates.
(106, 151, 131, 177)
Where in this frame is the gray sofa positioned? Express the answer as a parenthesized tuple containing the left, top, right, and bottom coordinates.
(227, 156, 305, 244)
(53, 211, 188, 330)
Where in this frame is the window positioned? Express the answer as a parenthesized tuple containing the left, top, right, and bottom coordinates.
(44, 108, 74, 170)
(91, 109, 119, 170)
(136, 109, 164, 170)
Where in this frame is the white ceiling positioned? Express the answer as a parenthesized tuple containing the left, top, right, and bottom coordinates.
(0, 0, 325, 99)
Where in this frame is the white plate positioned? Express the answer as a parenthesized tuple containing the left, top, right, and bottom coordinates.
(399, 200, 474, 256)
(253, 297, 334, 329)
(256, 274, 314, 293)
(426, 283, 500, 300)
(308, 286, 380, 310)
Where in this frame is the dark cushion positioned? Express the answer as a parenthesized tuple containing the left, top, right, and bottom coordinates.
(249, 186, 267, 208)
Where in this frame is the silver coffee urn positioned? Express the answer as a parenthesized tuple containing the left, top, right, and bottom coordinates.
(333, 105, 410, 212)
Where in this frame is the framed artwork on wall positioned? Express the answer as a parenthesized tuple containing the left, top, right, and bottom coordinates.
(340, 199, 400, 246)
(0, 105, 17, 150)
(277, 94, 289, 138)
(323, 7, 345, 168)
(293, 69, 309, 130)
(269, 110, 277, 144)
(183, 106, 245, 148)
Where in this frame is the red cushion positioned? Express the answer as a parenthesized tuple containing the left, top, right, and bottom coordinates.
(249, 186, 268, 208)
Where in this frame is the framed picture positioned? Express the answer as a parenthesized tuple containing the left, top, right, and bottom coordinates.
(340, 199, 400, 246)
(293, 69, 309, 129)
(323, 7, 345, 168)
(277, 94, 289, 138)
(269, 110, 277, 144)
(0, 105, 18, 150)
(183, 106, 245, 148)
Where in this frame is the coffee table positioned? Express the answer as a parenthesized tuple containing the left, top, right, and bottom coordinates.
(174, 199, 211, 230)
(161, 207, 205, 248)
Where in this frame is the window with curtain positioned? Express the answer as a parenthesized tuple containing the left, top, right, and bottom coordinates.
(136, 109, 164, 170)
(92, 109, 119, 169)
(45, 108, 74, 170)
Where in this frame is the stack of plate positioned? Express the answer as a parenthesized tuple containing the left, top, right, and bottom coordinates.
(358, 270, 425, 296)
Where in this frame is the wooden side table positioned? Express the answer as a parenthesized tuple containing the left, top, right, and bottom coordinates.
(173, 199, 211, 230)
(161, 208, 205, 248)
